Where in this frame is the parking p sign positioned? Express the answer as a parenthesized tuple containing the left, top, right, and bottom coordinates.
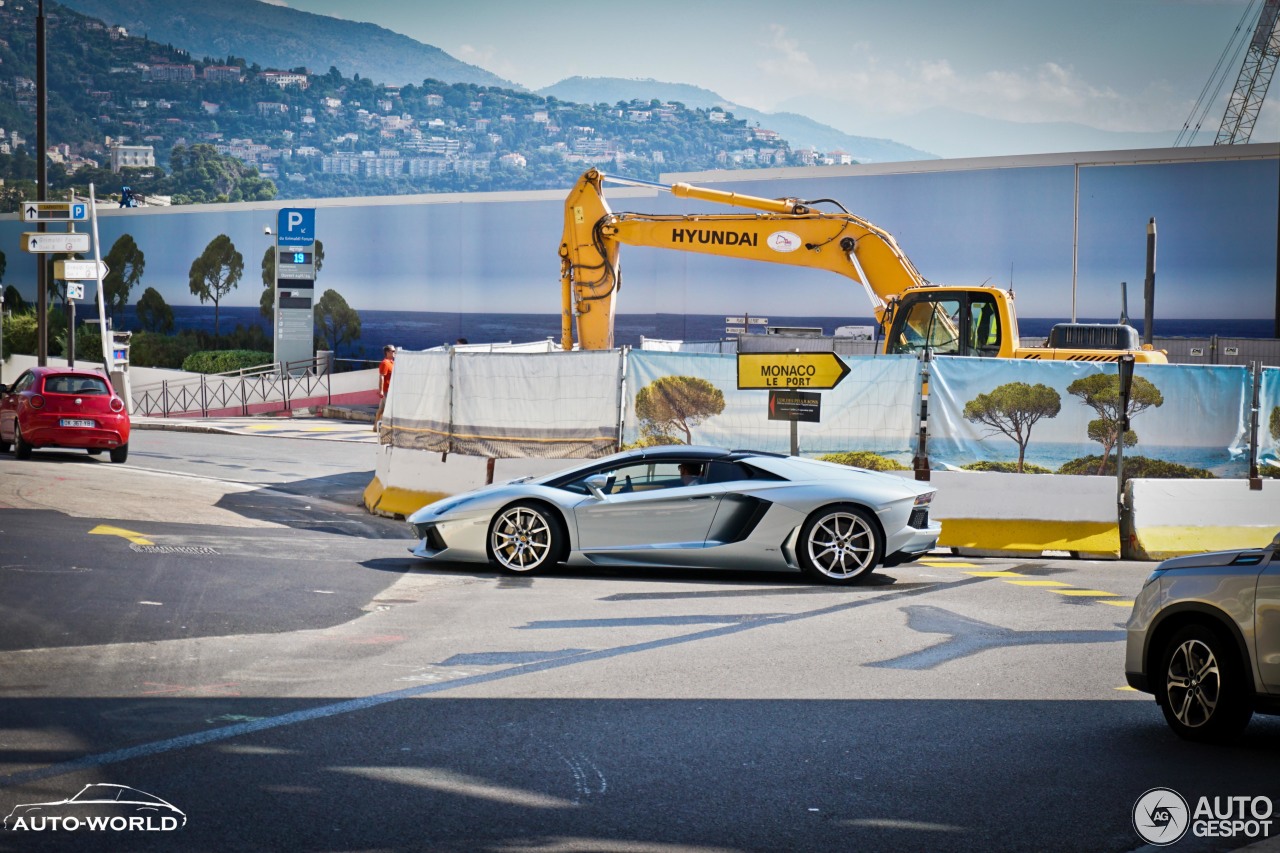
(276, 208, 315, 246)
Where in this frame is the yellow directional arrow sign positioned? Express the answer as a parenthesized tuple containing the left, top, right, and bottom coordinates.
(737, 352, 851, 390)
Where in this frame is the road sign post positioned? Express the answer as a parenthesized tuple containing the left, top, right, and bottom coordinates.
(768, 388, 822, 456)
(274, 209, 317, 373)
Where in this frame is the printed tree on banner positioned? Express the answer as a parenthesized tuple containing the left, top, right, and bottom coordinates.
(188, 234, 243, 339)
(634, 376, 725, 445)
(962, 382, 1061, 473)
(314, 289, 362, 355)
(136, 287, 174, 333)
(1067, 372, 1164, 474)
(102, 234, 145, 324)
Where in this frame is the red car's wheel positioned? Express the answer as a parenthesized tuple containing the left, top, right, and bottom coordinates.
(13, 422, 33, 460)
(109, 444, 129, 464)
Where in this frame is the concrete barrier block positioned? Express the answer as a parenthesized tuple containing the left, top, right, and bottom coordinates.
(921, 470, 1121, 558)
(1128, 479, 1278, 560)
(366, 445, 573, 519)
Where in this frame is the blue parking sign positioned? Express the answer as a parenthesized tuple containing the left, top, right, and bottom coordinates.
(276, 208, 315, 246)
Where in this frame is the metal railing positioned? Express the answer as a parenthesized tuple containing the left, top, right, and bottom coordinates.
(132, 356, 332, 417)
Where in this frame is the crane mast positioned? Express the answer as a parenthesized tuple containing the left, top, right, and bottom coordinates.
(1217, 0, 1280, 144)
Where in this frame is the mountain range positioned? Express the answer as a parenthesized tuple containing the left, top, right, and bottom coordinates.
(53, 0, 1185, 162)
(56, 0, 516, 90)
(538, 78, 935, 162)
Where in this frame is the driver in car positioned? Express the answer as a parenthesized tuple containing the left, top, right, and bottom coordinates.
(679, 462, 705, 486)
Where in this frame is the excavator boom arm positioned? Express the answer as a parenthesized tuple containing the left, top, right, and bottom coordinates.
(560, 169, 927, 350)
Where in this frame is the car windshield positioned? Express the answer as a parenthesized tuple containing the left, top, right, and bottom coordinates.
(44, 375, 111, 395)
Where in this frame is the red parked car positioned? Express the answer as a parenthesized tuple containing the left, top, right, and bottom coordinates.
(0, 367, 131, 463)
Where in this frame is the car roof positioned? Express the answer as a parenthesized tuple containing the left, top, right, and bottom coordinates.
(27, 366, 110, 378)
(605, 446, 788, 463)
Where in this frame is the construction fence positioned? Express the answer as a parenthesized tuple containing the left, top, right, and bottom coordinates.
(382, 348, 1280, 478)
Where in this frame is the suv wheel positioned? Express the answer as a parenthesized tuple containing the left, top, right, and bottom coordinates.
(1158, 624, 1253, 743)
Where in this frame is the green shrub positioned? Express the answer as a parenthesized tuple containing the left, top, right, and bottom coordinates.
(130, 332, 200, 369)
(622, 433, 684, 450)
(1056, 455, 1215, 480)
(819, 451, 910, 471)
(960, 460, 1053, 474)
(181, 349, 274, 374)
(1, 311, 39, 359)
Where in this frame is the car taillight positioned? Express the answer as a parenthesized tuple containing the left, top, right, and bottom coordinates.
(28, 394, 45, 410)
(109, 397, 124, 413)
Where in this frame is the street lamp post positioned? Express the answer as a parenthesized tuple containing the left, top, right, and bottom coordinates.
(35, 0, 48, 366)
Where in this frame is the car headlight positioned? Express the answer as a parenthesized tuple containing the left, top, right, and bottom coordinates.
(1141, 569, 1166, 588)
(913, 491, 935, 507)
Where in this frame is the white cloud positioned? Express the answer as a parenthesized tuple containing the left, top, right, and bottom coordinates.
(748, 24, 1188, 132)
(453, 43, 524, 85)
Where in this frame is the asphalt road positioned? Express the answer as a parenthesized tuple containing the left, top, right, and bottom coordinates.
(0, 429, 1277, 853)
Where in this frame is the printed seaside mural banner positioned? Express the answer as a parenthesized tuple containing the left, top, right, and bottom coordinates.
(928, 359, 1252, 478)
(0, 149, 1275, 360)
(1262, 367, 1280, 471)
(622, 350, 918, 457)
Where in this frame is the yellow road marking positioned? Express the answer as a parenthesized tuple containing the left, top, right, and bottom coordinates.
(1005, 579, 1071, 587)
(1100, 600, 1136, 607)
(919, 560, 980, 568)
(1052, 589, 1120, 597)
(1115, 686, 1138, 692)
(89, 524, 154, 546)
(964, 570, 1024, 577)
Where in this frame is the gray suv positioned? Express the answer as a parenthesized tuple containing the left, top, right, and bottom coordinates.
(1125, 530, 1280, 742)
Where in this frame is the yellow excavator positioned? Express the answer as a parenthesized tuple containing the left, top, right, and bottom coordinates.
(559, 168, 1167, 363)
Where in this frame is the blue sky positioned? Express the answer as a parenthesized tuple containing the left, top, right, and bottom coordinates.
(276, 0, 1280, 152)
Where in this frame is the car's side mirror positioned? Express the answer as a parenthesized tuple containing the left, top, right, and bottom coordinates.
(584, 474, 610, 500)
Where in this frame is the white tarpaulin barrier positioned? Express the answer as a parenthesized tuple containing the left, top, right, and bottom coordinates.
(385, 349, 624, 458)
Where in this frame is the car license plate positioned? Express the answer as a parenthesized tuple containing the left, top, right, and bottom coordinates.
(59, 418, 95, 428)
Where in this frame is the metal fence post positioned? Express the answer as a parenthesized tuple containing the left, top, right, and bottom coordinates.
(912, 350, 931, 481)
(615, 347, 628, 451)
(1249, 361, 1263, 490)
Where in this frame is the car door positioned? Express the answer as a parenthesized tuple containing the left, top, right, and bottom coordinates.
(1255, 541, 1280, 690)
(573, 459, 724, 550)
(0, 371, 33, 441)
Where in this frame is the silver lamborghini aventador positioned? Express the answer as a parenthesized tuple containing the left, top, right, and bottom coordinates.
(407, 446, 941, 584)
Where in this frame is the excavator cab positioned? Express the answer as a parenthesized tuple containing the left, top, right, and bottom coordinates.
(886, 290, 1004, 357)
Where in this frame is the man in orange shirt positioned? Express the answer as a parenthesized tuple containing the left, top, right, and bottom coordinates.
(374, 344, 395, 429)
